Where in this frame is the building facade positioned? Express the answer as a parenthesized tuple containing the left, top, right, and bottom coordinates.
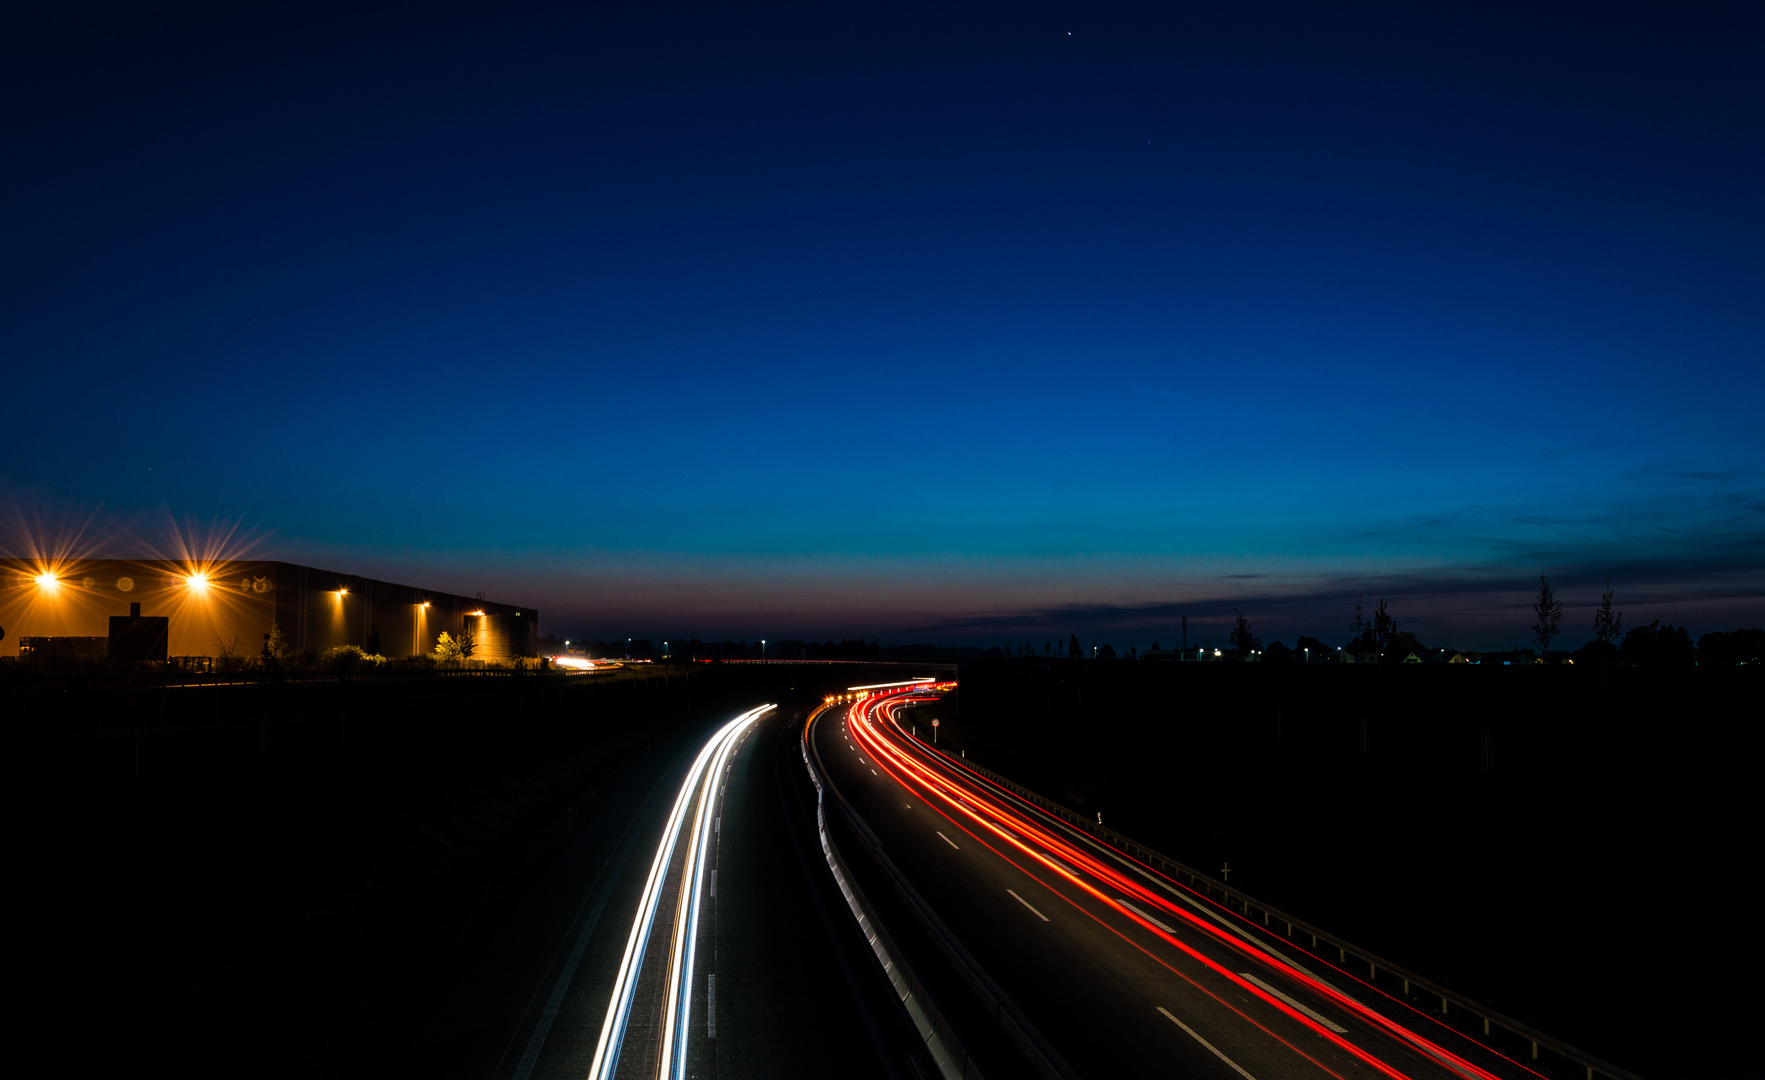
(0, 559, 537, 661)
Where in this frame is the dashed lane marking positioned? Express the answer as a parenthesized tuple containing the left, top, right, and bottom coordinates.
(1238, 972, 1348, 1032)
(1007, 889, 1050, 921)
(1158, 1007, 1257, 1080)
(1119, 898, 1176, 933)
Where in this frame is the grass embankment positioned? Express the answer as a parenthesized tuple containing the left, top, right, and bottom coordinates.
(6, 664, 785, 1078)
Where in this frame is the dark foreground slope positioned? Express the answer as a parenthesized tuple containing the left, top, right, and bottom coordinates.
(4, 664, 795, 1078)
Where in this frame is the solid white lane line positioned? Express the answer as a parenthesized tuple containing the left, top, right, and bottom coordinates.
(1238, 972, 1347, 1032)
(1158, 1007, 1258, 1080)
(1007, 889, 1050, 921)
(1119, 898, 1176, 933)
(936, 831, 960, 849)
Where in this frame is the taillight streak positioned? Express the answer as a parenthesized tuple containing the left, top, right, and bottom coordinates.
(838, 705, 1363, 1078)
(846, 695, 1507, 1080)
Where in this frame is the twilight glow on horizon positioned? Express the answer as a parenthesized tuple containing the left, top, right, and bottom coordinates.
(2, 2, 1760, 648)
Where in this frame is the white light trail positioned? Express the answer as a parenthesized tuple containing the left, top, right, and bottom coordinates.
(586, 704, 773, 1080)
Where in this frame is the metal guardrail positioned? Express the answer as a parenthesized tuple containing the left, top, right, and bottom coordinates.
(940, 750, 1643, 1080)
(808, 706, 1081, 1080)
(799, 711, 983, 1080)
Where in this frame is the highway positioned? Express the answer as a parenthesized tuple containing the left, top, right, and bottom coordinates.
(807, 685, 1560, 1080)
(396, 699, 928, 1079)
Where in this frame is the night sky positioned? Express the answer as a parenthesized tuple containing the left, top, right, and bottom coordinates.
(4, 2, 1761, 648)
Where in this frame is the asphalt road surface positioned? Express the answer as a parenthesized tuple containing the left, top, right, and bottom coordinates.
(810, 687, 1553, 1080)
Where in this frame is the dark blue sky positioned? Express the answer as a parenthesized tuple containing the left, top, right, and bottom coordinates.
(4, 1, 1761, 648)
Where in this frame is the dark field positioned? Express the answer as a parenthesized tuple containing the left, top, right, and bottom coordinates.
(3, 664, 802, 1079)
(917, 661, 1759, 1080)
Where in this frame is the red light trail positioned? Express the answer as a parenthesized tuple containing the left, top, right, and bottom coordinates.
(813, 685, 1548, 1080)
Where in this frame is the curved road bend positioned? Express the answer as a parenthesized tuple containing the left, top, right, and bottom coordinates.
(811, 689, 1555, 1080)
(397, 704, 920, 1080)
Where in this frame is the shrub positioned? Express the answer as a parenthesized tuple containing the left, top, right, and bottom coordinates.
(322, 644, 386, 670)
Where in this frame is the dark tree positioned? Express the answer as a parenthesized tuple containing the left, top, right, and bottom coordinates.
(1229, 609, 1257, 657)
(1350, 595, 1369, 643)
(1097, 643, 1118, 660)
(1389, 630, 1427, 659)
(1371, 598, 1396, 658)
(1263, 641, 1293, 662)
(1619, 621, 1695, 668)
(1592, 579, 1622, 647)
(1294, 635, 1334, 661)
(1696, 629, 1764, 666)
(1531, 576, 1563, 659)
(1592, 578, 1621, 683)
(365, 624, 382, 656)
(1068, 634, 1081, 659)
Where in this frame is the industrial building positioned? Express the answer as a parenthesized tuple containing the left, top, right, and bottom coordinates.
(0, 559, 537, 663)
